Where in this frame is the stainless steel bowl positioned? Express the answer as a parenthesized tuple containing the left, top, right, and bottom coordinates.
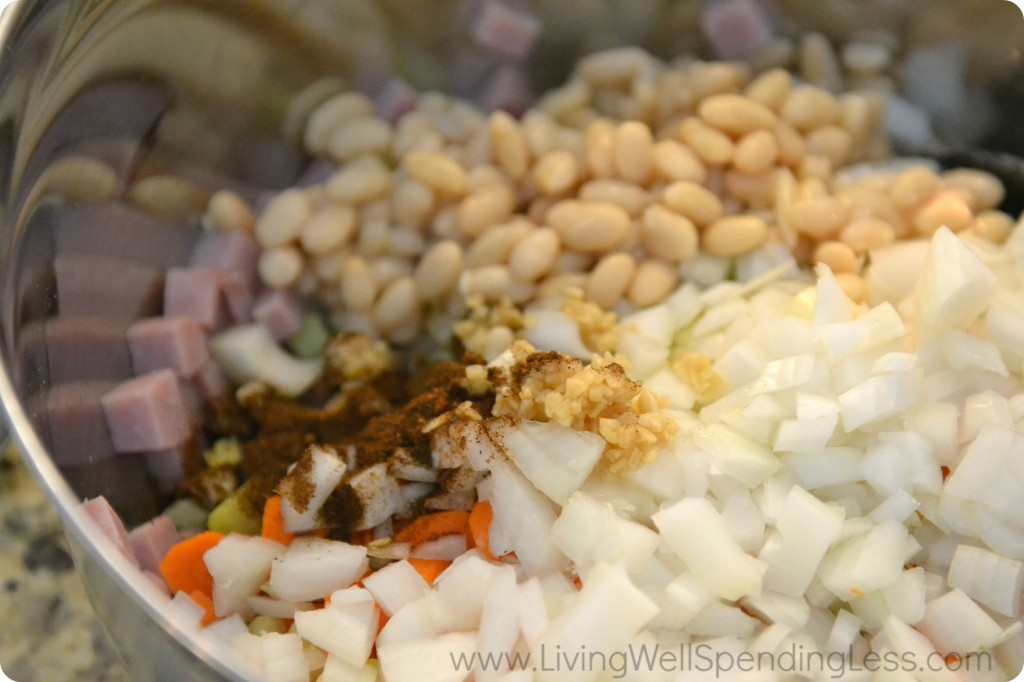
(0, 1, 1021, 680)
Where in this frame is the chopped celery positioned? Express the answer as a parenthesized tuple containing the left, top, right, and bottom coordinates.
(204, 438, 243, 469)
(287, 312, 330, 359)
(163, 498, 209, 532)
(207, 487, 261, 536)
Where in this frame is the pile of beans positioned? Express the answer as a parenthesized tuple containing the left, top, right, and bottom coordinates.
(207, 46, 1012, 343)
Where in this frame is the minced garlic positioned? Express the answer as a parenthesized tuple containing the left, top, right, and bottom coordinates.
(325, 333, 394, 383)
(561, 287, 621, 354)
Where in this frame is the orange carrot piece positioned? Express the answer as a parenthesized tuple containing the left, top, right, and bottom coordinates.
(188, 590, 218, 627)
(261, 496, 295, 546)
(394, 510, 470, 547)
(159, 531, 224, 598)
(408, 558, 451, 585)
(468, 501, 495, 559)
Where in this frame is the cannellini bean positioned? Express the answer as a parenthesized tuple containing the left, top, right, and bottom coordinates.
(340, 256, 377, 310)
(641, 205, 699, 262)
(799, 32, 842, 93)
(586, 120, 616, 178)
(703, 216, 769, 256)
(522, 110, 559, 157)
(780, 86, 841, 131)
(489, 111, 530, 181)
(415, 240, 464, 299)
(724, 169, 778, 208)
(914, 191, 973, 234)
(678, 118, 734, 166)
(687, 62, 749, 101)
(628, 260, 678, 307)
(467, 220, 532, 267)
(547, 200, 631, 253)
(842, 41, 892, 75)
(300, 206, 357, 255)
(839, 218, 896, 253)
(578, 47, 651, 86)
(463, 265, 514, 300)
(533, 150, 580, 196)
(258, 246, 304, 288)
(326, 157, 392, 204)
(744, 68, 792, 111)
(326, 116, 392, 162)
(585, 252, 637, 309)
(357, 219, 391, 258)
(457, 184, 516, 238)
(578, 180, 650, 216)
(653, 140, 707, 183)
(813, 241, 859, 273)
(773, 121, 807, 167)
(404, 149, 469, 197)
(313, 251, 344, 283)
(890, 167, 942, 210)
(942, 168, 1005, 211)
(130, 175, 210, 221)
(798, 155, 832, 183)
(509, 228, 561, 282)
(785, 196, 851, 239)
(698, 94, 777, 136)
(207, 190, 255, 233)
(805, 126, 852, 167)
(538, 273, 589, 300)
(389, 227, 426, 258)
(552, 250, 594, 275)
(371, 257, 414, 288)
(373, 277, 418, 332)
(613, 121, 654, 183)
(662, 181, 725, 227)
(835, 272, 868, 303)
(733, 130, 779, 174)
(392, 180, 435, 229)
(971, 210, 1016, 244)
(304, 92, 374, 154)
(839, 94, 872, 148)
(255, 189, 311, 247)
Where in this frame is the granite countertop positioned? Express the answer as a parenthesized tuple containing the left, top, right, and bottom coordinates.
(0, 445, 128, 682)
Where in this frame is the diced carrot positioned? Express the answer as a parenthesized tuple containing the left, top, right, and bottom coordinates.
(394, 510, 470, 547)
(350, 529, 374, 546)
(188, 590, 218, 627)
(261, 496, 295, 546)
(407, 558, 451, 585)
(377, 609, 390, 635)
(468, 501, 495, 559)
(159, 531, 224, 598)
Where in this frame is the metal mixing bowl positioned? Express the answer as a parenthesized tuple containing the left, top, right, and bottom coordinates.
(0, 1, 1021, 680)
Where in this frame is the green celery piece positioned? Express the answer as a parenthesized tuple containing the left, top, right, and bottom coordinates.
(207, 489, 261, 536)
(287, 312, 330, 359)
(163, 498, 210, 532)
(204, 438, 243, 469)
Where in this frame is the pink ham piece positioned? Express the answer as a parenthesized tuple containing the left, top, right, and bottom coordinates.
(54, 202, 197, 269)
(142, 438, 202, 495)
(189, 229, 260, 288)
(80, 496, 140, 568)
(55, 255, 163, 321)
(219, 272, 253, 323)
(164, 268, 228, 331)
(101, 370, 191, 453)
(44, 317, 133, 383)
(45, 381, 118, 467)
(129, 515, 181, 573)
(374, 78, 419, 123)
(128, 316, 209, 378)
(470, 0, 541, 60)
(701, 0, 775, 61)
(193, 358, 229, 400)
(476, 65, 532, 116)
(252, 290, 303, 342)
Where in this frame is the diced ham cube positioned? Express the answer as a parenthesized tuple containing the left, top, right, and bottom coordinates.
(54, 202, 197, 269)
(101, 370, 191, 453)
(219, 272, 253, 323)
(189, 230, 260, 288)
(252, 290, 303, 342)
(129, 515, 181, 572)
(128, 316, 209, 378)
(80, 496, 140, 568)
(45, 381, 118, 467)
(55, 255, 163, 320)
(701, 0, 775, 61)
(374, 78, 419, 123)
(193, 358, 229, 400)
(470, 0, 541, 59)
(45, 317, 133, 383)
(141, 438, 202, 494)
(164, 268, 228, 331)
(476, 65, 532, 116)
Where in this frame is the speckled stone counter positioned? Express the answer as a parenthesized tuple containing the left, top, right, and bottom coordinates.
(0, 446, 128, 682)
